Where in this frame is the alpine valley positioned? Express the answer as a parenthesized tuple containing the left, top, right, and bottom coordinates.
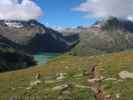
(1, 17, 133, 100)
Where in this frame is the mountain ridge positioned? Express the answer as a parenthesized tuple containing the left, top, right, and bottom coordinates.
(0, 20, 79, 53)
(62, 17, 133, 56)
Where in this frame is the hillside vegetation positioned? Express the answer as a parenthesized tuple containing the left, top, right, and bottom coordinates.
(0, 50, 133, 99)
(0, 47, 36, 72)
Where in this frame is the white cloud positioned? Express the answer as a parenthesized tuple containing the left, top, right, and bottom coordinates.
(74, 0, 133, 20)
(0, 0, 43, 21)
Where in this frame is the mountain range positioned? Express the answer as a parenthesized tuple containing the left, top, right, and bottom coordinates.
(62, 17, 133, 56)
(0, 20, 79, 54)
(1, 17, 133, 71)
(2, 17, 133, 56)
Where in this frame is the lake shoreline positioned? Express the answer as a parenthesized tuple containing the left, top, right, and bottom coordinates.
(33, 52, 60, 64)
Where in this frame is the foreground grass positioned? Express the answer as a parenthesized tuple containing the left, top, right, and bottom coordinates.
(0, 50, 133, 99)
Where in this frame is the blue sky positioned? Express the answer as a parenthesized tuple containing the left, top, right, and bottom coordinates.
(35, 0, 96, 28)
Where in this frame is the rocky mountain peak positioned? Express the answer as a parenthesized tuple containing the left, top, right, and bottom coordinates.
(96, 17, 133, 32)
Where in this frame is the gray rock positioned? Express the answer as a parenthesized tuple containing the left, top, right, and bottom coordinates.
(30, 80, 41, 87)
(75, 84, 91, 89)
(56, 73, 67, 81)
(119, 71, 133, 79)
(52, 84, 69, 91)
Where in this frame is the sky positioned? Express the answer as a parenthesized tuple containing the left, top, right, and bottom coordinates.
(0, 0, 42, 21)
(36, 0, 96, 28)
(75, 0, 133, 20)
(1, 0, 133, 28)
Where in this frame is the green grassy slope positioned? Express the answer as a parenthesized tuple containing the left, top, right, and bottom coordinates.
(0, 50, 133, 99)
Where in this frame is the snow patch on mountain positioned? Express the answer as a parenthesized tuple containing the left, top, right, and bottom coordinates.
(5, 21, 24, 28)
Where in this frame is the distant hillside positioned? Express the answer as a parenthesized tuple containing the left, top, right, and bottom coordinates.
(0, 20, 79, 53)
(64, 17, 133, 56)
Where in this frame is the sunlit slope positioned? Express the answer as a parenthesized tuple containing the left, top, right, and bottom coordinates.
(0, 50, 133, 99)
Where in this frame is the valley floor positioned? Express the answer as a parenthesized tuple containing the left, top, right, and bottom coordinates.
(0, 50, 133, 100)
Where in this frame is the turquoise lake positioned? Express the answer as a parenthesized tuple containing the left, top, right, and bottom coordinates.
(34, 53, 60, 64)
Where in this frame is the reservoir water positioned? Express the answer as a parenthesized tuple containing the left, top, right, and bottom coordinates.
(34, 52, 59, 64)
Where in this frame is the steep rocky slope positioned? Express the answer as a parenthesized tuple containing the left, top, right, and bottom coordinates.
(62, 17, 133, 56)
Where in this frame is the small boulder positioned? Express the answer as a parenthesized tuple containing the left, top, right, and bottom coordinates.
(116, 93, 120, 99)
(26, 86, 32, 90)
(88, 76, 104, 83)
(119, 71, 133, 79)
(75, 84, 91, 89)
(56, 73, 66, 81)
(62, 90, 71, 95)
(52, 84, 69, 91)
(30, 80, 41, 87)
